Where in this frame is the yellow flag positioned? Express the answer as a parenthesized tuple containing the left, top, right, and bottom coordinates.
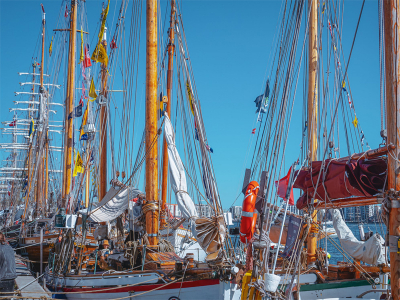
(89, 77, 98, 100)
(97, 0, 110, 45)
(342, 81, 346, 88)
(73, 151, 84, 177)
(91, 43, 108, 66)
(49, 36, 53, 57)
(352, 116, 358, 128)
(80, 103, 89, 140)
(79, 27, 84, 64)
(186, 80, 194, 115)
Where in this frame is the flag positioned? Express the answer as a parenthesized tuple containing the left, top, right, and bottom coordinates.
(352, 115, 358, 128)
(110, 37, 117, 49)
(69, 101, 83, 119)
(79, 27, 84, 64)
(64, 4, 68, 18)
(252, 128, 256, 134)
(361, 130, 365, 146)
(194, 128, 199, 141)
(49, 36, 53, 57)
(347, 93, 352, 109)
(83, 44, 92, 68)
(80, 103, 89, 141)
(185, 80, 195, 115)
(91, 43, 108, 65)
(205, 144, 213, 153)
(275, 167, 294, 205)
(29, 118, 35, 137)
(89, 77, 97, 100)
(8, 120, 16, 127)
(73, 151, 84, 177)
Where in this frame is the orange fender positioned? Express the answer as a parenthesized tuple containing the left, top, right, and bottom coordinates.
(240, 181, 259, 243)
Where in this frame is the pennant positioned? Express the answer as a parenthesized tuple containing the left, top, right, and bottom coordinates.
(186, 80, 195, 115)
(69, 101, 83, 119)
(110, 37, 117, 49)
(89, 77, 97, 100)
(73, 151, 84, 177)
(352, 115, 358, 128)
(49, 36, 53, 57)
(64, 4, 68, 18)
(322, 2, 325, 14)
(361, 130, 365, 146)
(252, 128, 256, 134)
(8, 120, 16, 127)
(205, 144, 214, 153)
(97, 0, 110, 45)
(82, 81, 87, 99)
(194, 128, 199, 141)
(275, 167, 294, 205)
(80, 103, 89, 141)
(347, 93, 352, 109)
(29, 118, 35, 137)
(83, 44, 92, 68)
(79, 27, 84, 64)
(304, 121, 308, 132)
(342, 81, 346, 88)
(91, 43, 108, 65)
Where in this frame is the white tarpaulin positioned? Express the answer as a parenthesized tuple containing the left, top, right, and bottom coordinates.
(85, 187, 142, 223)
(164, 114, 198, 220)
(331, 209, 385, 265)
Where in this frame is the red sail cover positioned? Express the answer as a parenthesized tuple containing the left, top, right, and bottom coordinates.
(294, 158, 386, 209)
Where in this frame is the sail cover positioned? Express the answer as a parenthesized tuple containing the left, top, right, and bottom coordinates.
(331, 209, 385, 265)
(294, 158, 386, 209)
(86, 187, 142, 222)
(164, 114, 198, 220)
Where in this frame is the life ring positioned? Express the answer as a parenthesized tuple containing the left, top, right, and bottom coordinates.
(239, 181, 259, 243)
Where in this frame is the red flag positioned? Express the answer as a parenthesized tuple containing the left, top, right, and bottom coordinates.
(8, 120, 16, 127)
(83, 45, 92, 68)
(251, 128, 256, 134)
(110, 37, 117, 49)
(275, 167, 294, 205)
(64, 4, 69, 18)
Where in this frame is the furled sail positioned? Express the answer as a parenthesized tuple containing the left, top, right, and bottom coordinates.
(331, 209, 385, 265)
(164, 114, 198, 220)
(294, 158, 386, 209)
(85, 186, 143, 222)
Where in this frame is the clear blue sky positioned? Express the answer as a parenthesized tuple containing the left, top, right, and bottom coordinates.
(0, 0, 382, 209)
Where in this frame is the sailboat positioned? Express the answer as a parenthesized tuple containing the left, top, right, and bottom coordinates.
(237, 0, 396, 299)
(40, 0, 240, 299)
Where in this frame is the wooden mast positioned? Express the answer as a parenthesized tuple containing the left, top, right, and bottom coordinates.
(306, 0, 318, 265)
(62, 0, 77, 209)
(160, 0, 176, 228)
(144, 0, 159, 247)
(383, 1, 400, 299)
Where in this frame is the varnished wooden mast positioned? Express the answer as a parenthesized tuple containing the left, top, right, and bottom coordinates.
(160, 0, 176, 228)
(62, 0, 77, 209)
(144, 0, 159, 247)
(306, 0, 318, 265)
(383, 1, 400, 299)
(99, 37, 108, 202)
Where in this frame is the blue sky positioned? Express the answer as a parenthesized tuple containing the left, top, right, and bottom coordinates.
(0, 0, 382, 209)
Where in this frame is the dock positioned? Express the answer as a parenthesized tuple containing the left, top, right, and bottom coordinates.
(13, 254, 51, 299)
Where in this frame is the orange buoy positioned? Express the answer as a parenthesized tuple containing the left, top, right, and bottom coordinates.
(240, 181, 259, 243)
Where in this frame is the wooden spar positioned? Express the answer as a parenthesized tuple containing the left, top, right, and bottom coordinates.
(45, 132, 49, 215)
(62, 0, 77, 209)
(383, 1, 400, 299)
(307, 0, 318, 265)
(85, 143, 90, 208)
(144, 0, 159, 247)
(314, 196, 382, 210)
(99, 38, 108, 203)
(160, 0, 176, 228)
(40, 7, 45, 90)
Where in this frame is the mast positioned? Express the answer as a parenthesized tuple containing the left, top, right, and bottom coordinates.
(306, 0, 318, 265)
(99, 31, 108, 202)
(144, 0, 159, 247)
(161, 0, 176, 228)
(383, 1, 400, 299)
(62, 0, 77, 209)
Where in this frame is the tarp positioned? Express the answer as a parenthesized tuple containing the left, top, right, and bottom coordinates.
(282, 215, 302, 257)
(85, 186, 142, 223)
(164, 114, 198, 220)
(331, 209, 385, 265)
(294, 158, 386, 209)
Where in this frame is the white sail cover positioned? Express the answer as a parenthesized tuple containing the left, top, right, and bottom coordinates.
(164, 114, 198, 220)
(331, 209, 385, 265)
(86, 187, 142, 223)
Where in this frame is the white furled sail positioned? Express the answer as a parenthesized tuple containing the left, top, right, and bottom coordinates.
(331, 209, 385, 265)
(164, 114, 198, 220)
(85, 187, 142, 222)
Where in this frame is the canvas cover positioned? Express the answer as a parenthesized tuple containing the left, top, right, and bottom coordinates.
(294, 158, 386, 209)
(331, 209, 385, 265)
(164, 114, 198, 220)
(86, 187, 142, 223)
